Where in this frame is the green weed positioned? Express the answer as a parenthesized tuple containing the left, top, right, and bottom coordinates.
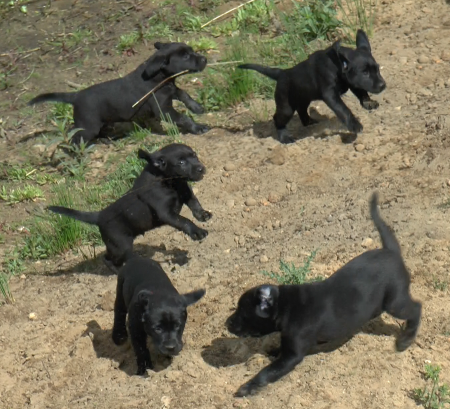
(336, 0, 377, 39)
(432, 277, 449, 292)
(117, 31, 142, 52)
(413, 364, 450, 409)
(0, 184, 45, 205)
(0, 248, 25, 304)
(188, 37, 218, 52)
(261, 250, 322, 285)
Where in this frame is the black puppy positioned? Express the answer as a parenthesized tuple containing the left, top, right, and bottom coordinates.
(48, 143, 212, 269)
(28, 42, 209, 144)
(239, 30, 386, 143)
(112, 254, 205, 374)
(226, 193, 421, 397)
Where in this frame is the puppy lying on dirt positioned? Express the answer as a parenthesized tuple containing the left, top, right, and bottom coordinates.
(239, 30, 386, 143)
(28, 42, 209, 145)
(48, 143, 212, 269)
(226, 193, 421, 397)
(112, 253, 205, 375)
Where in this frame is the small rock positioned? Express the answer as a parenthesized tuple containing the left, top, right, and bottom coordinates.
(447, 179, 450, 187)
(245, 198, 257, 206)
(399, 57, 408, 64)
(260, 255, 269, 263)
(419, 88, 432, 97)
(417, 55, 430, 64)
(441, 50, 450, 62)
(100, 290, 115, 311)
(20, 274, 26, 279)
(226, 199, 235, 208)
(268, 192, 282, 203)
(361, 237, 373, 248)
(355, 143, 365, 152)
(224, 163, 236, 171)
(29, 312, 37, 320)
(32, 144, 46, 154)
(267, 146, 286, 165)
(327, 215, 333, 222)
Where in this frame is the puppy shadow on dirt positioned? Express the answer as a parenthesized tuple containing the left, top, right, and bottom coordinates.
(201, 316, 400, 368)
(252, 107, 358, 144)
(51, 243, 190, 277)
(84, 320, 173, 376)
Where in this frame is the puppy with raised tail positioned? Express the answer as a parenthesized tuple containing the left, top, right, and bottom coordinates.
(48, 143, 211, 269)
(112, 253, 205, 375)
(226, 193, 421, 397)
(239, 30, 386, 143)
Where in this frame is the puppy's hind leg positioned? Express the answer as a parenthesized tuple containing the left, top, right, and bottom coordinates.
(296, 104, 318, 127)
(385, 292, 422, 352)
(71, 111, 103, 145)
(273, 104, 295, 144)
(112, 275, 128, 345)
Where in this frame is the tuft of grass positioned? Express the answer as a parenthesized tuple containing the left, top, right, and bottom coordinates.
(188, 37, 218, 52)
(438, 198, 450, 210)
(49, 102, 74, 125)
(117, 31, 142, 52)
(0, 163, 62, 185)
(336, 0, 377, 39)
(432, 277, 449, 292)
(0, 248, 25, 304)
(413, 364, 450, 409)
(0, 184, 45, 205)
(261, 250, 322, 285)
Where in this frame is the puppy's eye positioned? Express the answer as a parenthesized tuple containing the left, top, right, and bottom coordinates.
(153, 326, 162, 334)
(183, 52, 190, 60)
(179, 160, 186, 165)
(363, 69, 370, 76)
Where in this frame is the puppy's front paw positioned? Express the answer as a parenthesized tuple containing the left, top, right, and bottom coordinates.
(192, 124, 210, 135)
(194, 209, 212, 222)
(235, 382, 259, 397)
(188, 102, 205, 115)
(136, 360, 154, 376)
(112, 329, 128, 345)
(189, 227, 208, 241)
(348, 118, 363, 134)
(277, 129, 295, 144)
(362, 99, 379, 110)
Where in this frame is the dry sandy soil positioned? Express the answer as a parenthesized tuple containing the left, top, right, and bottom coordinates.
(1, 0, 450, 408)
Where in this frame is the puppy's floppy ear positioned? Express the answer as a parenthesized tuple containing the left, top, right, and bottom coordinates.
(143, 51, 169, 79)
(333, 41, 350, 73)
(149, 151, 167, 171)
(182, 289, 206, 306)
(137, 148, 152, 162)
(137, 290, 153, 309)
(154, 42, 168, 50)
(356, 29, 371, 53)
(255, 285, 278, 318)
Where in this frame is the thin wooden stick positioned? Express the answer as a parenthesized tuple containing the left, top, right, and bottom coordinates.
(0, 47, 40, 57)
(208, 60, 243, 66)
(132, 70, 189, 109)
(200, 0, 258, 29)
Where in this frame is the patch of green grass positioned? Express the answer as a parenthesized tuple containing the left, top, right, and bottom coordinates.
(188, 37, 218, 52)
(48, 102, 74, 125)
(438, 198, 450, 210)
(144, 16, 174, 41)
(0, 184, 45, 205)
(336, 0, 377, 39)
(65, 28, 93, 48)
(0, 163, 62, 185)
(0, 248, 25, 304)
(432, 277, 449, 292)
(413, 364, 450, 409)
(261, 250, 322, 285)
(117, 31, 142, 52)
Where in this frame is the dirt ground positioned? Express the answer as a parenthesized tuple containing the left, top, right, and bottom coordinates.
(1, 0, 450, 408)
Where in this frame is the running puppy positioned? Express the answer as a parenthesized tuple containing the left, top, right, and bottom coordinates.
(239, 30, 386, 143)
(28, 42, 209, 145)
(112, 254, 205, 375)
(48, 143, 211, 269)
(226, 193, 421, 397)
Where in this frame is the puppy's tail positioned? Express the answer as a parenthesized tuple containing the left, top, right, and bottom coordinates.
(28, 92, 77, 106)
(370, 193, 401, 255)
(48, 205, 100, 225)
(238, 64, 283, 81)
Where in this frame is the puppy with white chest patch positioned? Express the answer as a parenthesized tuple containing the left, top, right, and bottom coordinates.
(112, 254, 205, 375)
(226, 193, 421, 397)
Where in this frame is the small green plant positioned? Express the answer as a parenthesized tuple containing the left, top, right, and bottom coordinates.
(261, 250, 321, 285)
(65, 28, 92, 48)
(188, 37, 218, 52)
(118, 31, 142, 52)
(438, 198, 450, 210)
(0, 184, 45, 204)
(433, 277, 449, 292)
(48, 102, 74, 125)
(413, 364, 450, 409)
(336, 0, 377, 39)
(183, 12, 206, 32)
(1, 248, 25, 304)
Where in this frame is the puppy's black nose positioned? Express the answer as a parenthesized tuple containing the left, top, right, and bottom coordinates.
(200, 56, 207, 65)
(197, 165, 205, 174)
(379, 80, 386, 91)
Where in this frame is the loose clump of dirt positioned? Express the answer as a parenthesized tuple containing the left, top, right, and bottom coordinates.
(1, 0, 450, 408)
